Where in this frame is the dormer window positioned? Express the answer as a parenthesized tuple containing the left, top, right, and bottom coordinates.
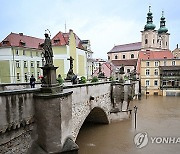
(19, 40, 26, 46)
(2, 40, 9, 45)
(54, 39, 60, 44)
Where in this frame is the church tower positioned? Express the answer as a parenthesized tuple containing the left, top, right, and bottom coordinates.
(157, 11, 170, 50)
(141, 6, 158, 51)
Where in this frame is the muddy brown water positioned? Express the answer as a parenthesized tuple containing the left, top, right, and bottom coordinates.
(76, 96, 180, 154)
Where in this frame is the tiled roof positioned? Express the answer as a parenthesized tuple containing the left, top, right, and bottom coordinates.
(108, 42, 141, 53)
(111, 59, 138, 66)
(52, 31, 69, 46)
(139, 50, 173, 60)
(52, 30, 86, 50)
(0, 33, 44, 49)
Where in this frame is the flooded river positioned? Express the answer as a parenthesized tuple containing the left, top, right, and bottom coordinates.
(76, 96, 180, 154)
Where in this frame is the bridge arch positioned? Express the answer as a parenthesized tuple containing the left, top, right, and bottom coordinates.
(85, 107, 109, 124)
(74, 107, 109, 141)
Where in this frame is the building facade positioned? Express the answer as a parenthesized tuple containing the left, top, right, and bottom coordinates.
(0, 30, 91, 83)
(0, 33, 43, 83)
(139, 51, 180, 95)
(52, 29, 88, 79)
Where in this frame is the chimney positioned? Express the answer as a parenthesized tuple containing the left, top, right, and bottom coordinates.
(19, 33, 23, 36)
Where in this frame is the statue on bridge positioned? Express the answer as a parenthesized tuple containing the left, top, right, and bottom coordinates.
(66, 56, 75, 80)
(42, 29, 53, 66)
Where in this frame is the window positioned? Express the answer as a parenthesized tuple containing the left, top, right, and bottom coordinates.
(123, 55, 126, 59)
(23, 50, 26, 55)
(37, 61, 40, 68)
(17, 73, 20, 81)
(146, 69, 150, 76)
(153, 39, 155, 44)
(154, 80, 158, 86)
(146, 80, 150, 86)
(154, 69, 158, 76)
(24, 73, 28, 82)
(146, 61, 150, 66)
(108, 56, 110, 60)
(36, 51, 39, 57)
(127, 69, 130, 73)
(163, 80, 167, 86)
(16, 61, 20, 68)
(115, 55, 118, 59)
(37, 71, 40, 78)
(164, 61, 166, 66)
(16, 49, 19, 56)
(172, 61, 176, 66)
(30, 51, 33, 57)
(131, 54, 134, 59)
(145, 39, 148, 44)
(31, 61, 34, 68)
(166, 42, 168, 46)
(154, 61, 159, 67)
(24, 61, 27, 68)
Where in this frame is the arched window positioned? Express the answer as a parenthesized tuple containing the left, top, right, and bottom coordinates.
(108, 56, 110, 60)
(145, 39, 148, 44)
(131, 54, 134, 59)
(115, 55, 118, 59)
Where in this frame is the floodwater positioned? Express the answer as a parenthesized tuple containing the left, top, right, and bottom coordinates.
(76, 96, 180, 154)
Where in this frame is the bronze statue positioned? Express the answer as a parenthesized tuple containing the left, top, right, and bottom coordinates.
(42, 32, 53, 66)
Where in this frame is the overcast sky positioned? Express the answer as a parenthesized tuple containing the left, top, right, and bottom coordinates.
(0, 0, 179, 59)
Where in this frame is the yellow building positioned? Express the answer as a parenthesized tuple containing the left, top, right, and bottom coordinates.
(52, 29, 88, 79)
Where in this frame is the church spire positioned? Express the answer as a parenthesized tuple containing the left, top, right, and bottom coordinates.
(158, 11, 168, 34)
(144, 6, 156, 31)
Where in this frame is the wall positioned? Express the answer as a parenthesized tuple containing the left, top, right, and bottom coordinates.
(0, 89, 38, 153)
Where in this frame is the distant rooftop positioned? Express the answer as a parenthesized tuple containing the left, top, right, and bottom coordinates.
(108, 42, 141, 53)
(0, 32, 44, 49)
(139, 50, 173, 60)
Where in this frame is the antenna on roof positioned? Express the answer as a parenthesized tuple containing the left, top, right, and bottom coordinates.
(65, 20, 67, 33)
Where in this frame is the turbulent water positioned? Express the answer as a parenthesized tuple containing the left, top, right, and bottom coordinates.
(76, 96, 180, 154)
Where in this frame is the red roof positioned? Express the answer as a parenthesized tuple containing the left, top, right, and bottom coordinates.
(0, 33, 44, 49)
(52, 31, 68, 46)
(52, 30, 86, 50)
(139, 50, 173, 60)
(111, 59, 138, 66)
(137, 50, 173, 74)
(108, 42, 141, 53)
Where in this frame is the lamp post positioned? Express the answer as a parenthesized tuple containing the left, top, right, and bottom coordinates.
(134, 106, 138, 129)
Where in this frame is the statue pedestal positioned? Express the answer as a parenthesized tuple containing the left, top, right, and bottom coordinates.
(41, 65, 63, 93)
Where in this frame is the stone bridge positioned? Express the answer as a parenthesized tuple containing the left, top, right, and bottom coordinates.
(0, 82, 133, 154)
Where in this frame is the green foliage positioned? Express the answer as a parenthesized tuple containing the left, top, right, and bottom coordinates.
(124, 75, 129, 81)
(57, 76, 64, 85)
(79, 76, 87, 84)
(91, 76, 99, 83)
(109, 76, 114, 81)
